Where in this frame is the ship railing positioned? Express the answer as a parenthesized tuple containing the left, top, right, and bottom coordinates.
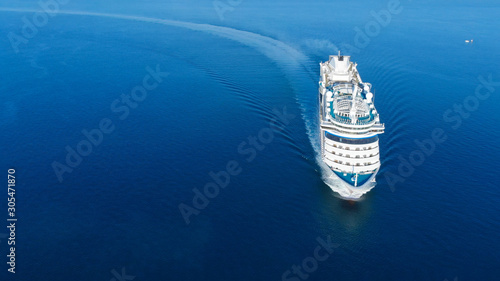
(331, 114, 375, 126)
(323, 158, 380, 173)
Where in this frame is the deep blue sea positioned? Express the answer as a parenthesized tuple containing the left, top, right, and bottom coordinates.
(1, 1, 499, 280)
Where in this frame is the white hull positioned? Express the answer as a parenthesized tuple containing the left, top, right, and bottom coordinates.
(318, 53, 384, 198)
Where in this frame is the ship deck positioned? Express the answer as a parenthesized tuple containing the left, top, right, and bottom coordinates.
(327, 101, 374, 125)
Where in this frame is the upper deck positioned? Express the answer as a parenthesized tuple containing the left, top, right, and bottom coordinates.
(319, 53, 384, 136)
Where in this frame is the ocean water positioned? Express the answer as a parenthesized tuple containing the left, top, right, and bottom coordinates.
(1, 1, 500, 280)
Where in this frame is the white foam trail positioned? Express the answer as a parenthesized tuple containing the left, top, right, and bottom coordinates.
(0, 8, 357, 197)
(0, 8, 308, 64)
(302, 39, 340, 55)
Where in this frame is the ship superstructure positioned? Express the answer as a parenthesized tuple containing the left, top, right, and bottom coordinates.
(319, 52, 384, 196)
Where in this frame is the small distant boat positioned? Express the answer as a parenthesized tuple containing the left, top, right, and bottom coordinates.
(465, 39, 474, 43)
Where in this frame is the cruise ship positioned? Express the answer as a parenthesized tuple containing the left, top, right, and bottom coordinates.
(319, 53, 384, 197)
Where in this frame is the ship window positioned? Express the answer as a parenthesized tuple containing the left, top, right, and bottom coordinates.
(325, 132, 378, 145)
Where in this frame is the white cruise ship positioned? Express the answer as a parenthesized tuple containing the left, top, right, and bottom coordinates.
(319, 52, 384, 198)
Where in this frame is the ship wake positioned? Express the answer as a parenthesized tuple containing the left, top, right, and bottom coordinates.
(0, 7, 371, 198)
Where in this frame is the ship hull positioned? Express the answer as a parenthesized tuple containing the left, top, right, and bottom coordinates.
(318, 53, 384, 198)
